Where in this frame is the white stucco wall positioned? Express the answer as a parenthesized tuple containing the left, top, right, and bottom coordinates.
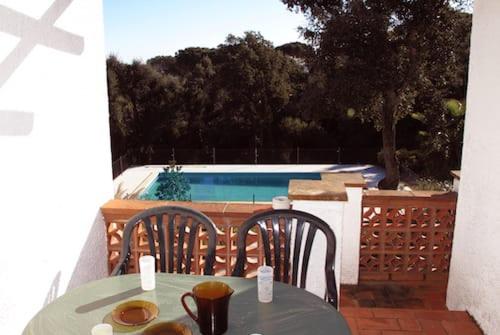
(446, 1, 500, 333)
(291, 187, 363, 305)
(291, 200, 344, 304)
(341, 187, 362, 284)
(0, 1, 112, 333)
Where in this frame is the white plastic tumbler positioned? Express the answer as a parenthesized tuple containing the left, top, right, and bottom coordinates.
(139, 255, 156, 291)
(272, 196, 291, 209)
(91, 323, 113, 335)
(257, 265, 274, 303)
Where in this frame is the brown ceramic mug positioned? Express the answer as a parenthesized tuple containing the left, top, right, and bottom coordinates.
(181, 281, 234, 335)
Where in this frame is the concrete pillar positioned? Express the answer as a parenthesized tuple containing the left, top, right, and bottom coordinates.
(451, 170, 460, 192)
(446, 1, 500, 333)
(291, 199, 344, 300)
(289, 173, 365, 304)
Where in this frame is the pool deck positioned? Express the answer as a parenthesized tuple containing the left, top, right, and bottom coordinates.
(113, 164, 385, 200)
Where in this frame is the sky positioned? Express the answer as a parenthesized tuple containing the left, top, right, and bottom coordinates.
(103, 0, 308, 63)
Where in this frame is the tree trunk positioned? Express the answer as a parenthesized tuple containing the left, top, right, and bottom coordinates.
(378, 90, 400, 190)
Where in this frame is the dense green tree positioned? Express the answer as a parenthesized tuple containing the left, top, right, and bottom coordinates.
(108, 33, 311, 161)
(181, 54, 216, 148)
(154, 165, 191, 201)
(107, 56, 184, 161)
(107, 55, 134, 158)
(147, 55, 176, 76)
(282, 0, 472, 189)
(213, 32, 303, 147)
(276, 42, 314, 64)
(107, 21, 471, 181)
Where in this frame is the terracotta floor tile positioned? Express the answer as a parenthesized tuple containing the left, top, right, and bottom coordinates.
(341, 307, 374, 318)
(359, 331, 383, 335)
(345, 316, 358, 333)
(383, 285, 411, 296)
(397, 318, 421, 331)
(357, 318, 400, 331)
(381, 331, 424, 335)
(359, 299, 378, 308)
(422, 299, 447, 310)
(373, 289, 392, 300)
(375, 300, 398, 308)
(392, 298, 425, 309)
(342, 298, 359, 307)
(418, 319, 447, 335)
(441, 320, 483, 335)
(354, 291, 377, 300)
(339, 284, 482, 335)
(449, 311, 472, 322)
(372, 308, 414, 319)
(414, 310, 456, 321)
(340, 282, 447, 310)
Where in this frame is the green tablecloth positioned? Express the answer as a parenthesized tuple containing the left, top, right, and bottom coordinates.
(23, 273, 351, 335)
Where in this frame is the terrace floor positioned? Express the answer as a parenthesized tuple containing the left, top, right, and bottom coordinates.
(339, 282, 483, 335)
(340, 282, 448, 310)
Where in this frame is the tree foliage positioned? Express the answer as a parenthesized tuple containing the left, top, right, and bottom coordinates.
(107, 19, 471, 182)
(107, 55, 184, 161)
(281, 0, 472, 188)
(154, 165, 191, 201)
(109, 32, 311, 155)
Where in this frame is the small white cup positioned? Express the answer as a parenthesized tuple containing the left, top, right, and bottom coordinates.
(91, 323, 113, 335)
(272, 196, 291, 209)
(139, 255, 156, 291)
(257, 265, 273, 303)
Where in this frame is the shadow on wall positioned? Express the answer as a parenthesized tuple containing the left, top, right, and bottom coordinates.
(43, 271, 61, 306)
(0, 0, 85, 136)
(0, 110, 34, 136)
(66, 211, 109, 291)
(114, 181, 146, 200)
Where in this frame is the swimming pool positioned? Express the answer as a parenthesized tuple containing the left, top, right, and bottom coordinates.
(140, 172, 322, 202)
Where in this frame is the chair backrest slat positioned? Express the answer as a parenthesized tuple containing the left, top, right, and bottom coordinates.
(185, 221, 199, 274)
(176, 215, 188, 273)
(156, 214, 166, 272)
(283, 217, 292, 284)
(271, 217, 281, 281)
(300, 225, 317, 289)
(111, 206, 217, 277)
(232, 209, 338, 308)
(258, 220, 272, 266)
(143, 217, 157, 262)
(167, 214, 175, 273)
(291, 218, 305, 286)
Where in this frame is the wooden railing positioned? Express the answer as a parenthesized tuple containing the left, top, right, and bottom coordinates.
(360, 190, 458, 281)
(101, 200, 272, 277)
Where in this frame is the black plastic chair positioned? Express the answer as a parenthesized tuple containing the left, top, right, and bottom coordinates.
(232, 209, 338, 308)
(111, 206, 217, 276)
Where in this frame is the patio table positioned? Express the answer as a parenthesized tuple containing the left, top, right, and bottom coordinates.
(23, 273, 351, 335)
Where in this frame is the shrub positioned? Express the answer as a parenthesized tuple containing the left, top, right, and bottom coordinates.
(155, 164, 191, 201)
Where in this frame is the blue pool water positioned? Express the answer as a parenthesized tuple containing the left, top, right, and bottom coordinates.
(141, 172, 322, 202)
